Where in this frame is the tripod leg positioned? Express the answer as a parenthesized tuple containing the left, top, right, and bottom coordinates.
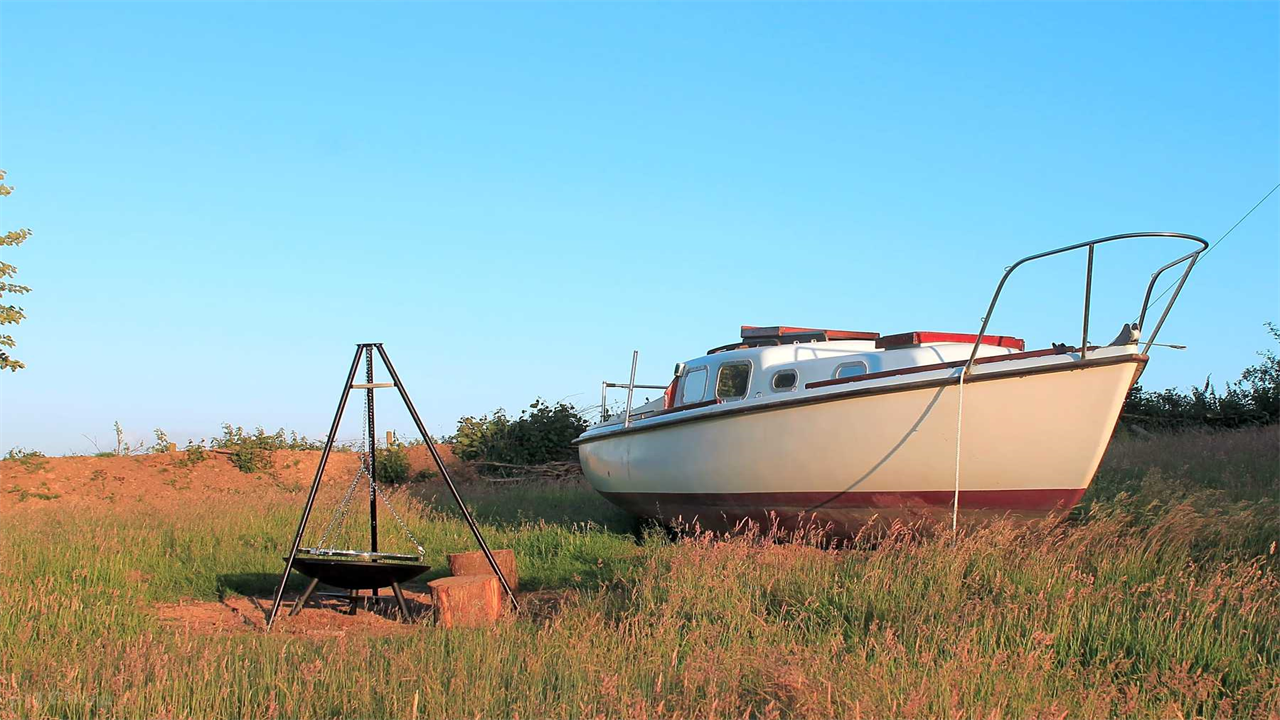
(375, 344, 520, 613)
(288, 577, 321, 617)
(390, 582, 410, 621)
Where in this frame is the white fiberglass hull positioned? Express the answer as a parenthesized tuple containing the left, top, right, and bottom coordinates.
(577, 353, 1144, 534)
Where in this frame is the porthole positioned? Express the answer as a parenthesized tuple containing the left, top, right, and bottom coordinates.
(771, 369, 798, 391)
(834, 362, 868, 379)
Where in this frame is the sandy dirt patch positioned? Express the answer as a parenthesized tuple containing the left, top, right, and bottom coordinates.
(0, 445, 470, 513)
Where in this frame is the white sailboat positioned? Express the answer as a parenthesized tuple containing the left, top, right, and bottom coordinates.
(575, 233, 1208, 535)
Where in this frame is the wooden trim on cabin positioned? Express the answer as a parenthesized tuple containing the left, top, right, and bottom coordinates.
(974, 346, 1076, 364)
(742, 325, 881, 341)
(804, 346, 1098, 390)
(806, 358, 970, 390)
(648, 397, 721, 418)
(573, 352, 1146, 446)
(875, 331, 1025, 351)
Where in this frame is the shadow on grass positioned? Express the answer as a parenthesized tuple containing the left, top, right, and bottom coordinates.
(409, 479, 637, 535)
(250, 479, 646, 598)
(217, 571, 294, 599)
(216, 568, 600, 624)
(218, 568, 445, 596)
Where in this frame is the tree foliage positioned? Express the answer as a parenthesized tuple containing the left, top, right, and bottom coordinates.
(0, 170, 33, 371)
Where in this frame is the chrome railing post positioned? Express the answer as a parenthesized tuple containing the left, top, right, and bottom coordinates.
(1081, 244, 1094, 358)
(1140, 255, 1199, 356)
(598, 377, 672, 424)
(623, 350, 638, 428)
(965, 233, 1207, 376)
(1137, 250, 1200, 332)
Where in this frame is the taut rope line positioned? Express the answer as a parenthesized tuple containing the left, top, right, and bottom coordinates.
(952, 366, 966, 533)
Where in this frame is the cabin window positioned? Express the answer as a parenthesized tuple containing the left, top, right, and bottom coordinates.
(771, 369, 797, 392)
(680, 367, 708, 405)
(834, 362, 868, 379)
(716, 361, 752, 401)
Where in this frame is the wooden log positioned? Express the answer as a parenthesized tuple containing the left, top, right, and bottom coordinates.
(428, 575, 503, 628)
(447, 549, 518, 591)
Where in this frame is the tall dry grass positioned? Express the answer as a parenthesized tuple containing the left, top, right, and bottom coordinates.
(0, 427, 1276, 719)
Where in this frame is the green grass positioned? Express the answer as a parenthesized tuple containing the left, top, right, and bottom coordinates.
(0, 427, 1277, 719)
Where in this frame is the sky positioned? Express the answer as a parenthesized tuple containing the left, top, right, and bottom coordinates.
(0, 2, 1277, 455)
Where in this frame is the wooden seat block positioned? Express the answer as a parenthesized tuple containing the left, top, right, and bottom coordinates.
(428, 575, 503, 628)
(447, 549, 518, 591)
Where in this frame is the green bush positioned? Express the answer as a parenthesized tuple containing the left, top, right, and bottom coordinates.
(175, 442, 208, 468)
(149, 429, 172, 453)
(373, 446, 434, 484)
(210, 424, 322, 452)
(1124, 323, 1279, 430)
(451, 399, 587, 466)
(3, 447, 48, 472)
(210, 424, 322, 474)
(228, 446, 269, 474)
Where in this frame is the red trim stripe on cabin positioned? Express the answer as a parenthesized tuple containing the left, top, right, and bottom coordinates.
(876, 331, 1025, 351)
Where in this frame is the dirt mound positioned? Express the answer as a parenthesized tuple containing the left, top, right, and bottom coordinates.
(0, 445, 472, 513)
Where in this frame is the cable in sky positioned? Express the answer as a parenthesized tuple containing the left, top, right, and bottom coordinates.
(1141, 181, 1280, 317)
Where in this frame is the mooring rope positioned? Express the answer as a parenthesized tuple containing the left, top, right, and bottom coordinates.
(952, 365, 966, 533)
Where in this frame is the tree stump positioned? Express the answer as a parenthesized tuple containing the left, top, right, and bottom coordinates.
(447, 549, 518, 591)
(428, 575, 503, 628)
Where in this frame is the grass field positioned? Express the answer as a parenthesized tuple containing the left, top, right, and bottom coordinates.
(1, 427, 1278, 719)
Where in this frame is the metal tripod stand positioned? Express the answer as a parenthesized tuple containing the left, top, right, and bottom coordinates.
(266, 343, 518, 628)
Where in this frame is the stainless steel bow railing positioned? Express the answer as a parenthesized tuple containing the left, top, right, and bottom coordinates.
(601, 350, 670, 426)
(964, 232, 1210, 374)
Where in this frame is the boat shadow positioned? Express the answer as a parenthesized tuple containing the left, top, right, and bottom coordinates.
(404, 478, 637, 535)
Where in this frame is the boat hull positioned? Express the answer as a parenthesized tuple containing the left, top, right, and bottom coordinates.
(578, 355, 1144, 535)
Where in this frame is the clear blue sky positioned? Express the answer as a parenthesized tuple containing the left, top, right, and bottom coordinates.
(1, 2, 1277, 454)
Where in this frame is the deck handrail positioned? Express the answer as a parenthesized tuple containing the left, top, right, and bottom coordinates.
(600, 350, 670, 426)
(964, 232, 1209, 375)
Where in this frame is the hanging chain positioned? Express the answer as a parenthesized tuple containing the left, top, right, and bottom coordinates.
(314, 390, 373, 552)
(373, 480, 426, 557)
(315, 464, 365, 551)
(312, 361, 424, 558)
(360, 386, 373, 477)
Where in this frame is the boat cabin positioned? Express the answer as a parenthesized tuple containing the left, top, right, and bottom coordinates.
(608, 325, 1028, 425)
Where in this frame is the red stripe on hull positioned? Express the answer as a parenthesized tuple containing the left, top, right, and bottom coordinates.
(601, 488, 1086, 511)
(599, 488, 1086, 534)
